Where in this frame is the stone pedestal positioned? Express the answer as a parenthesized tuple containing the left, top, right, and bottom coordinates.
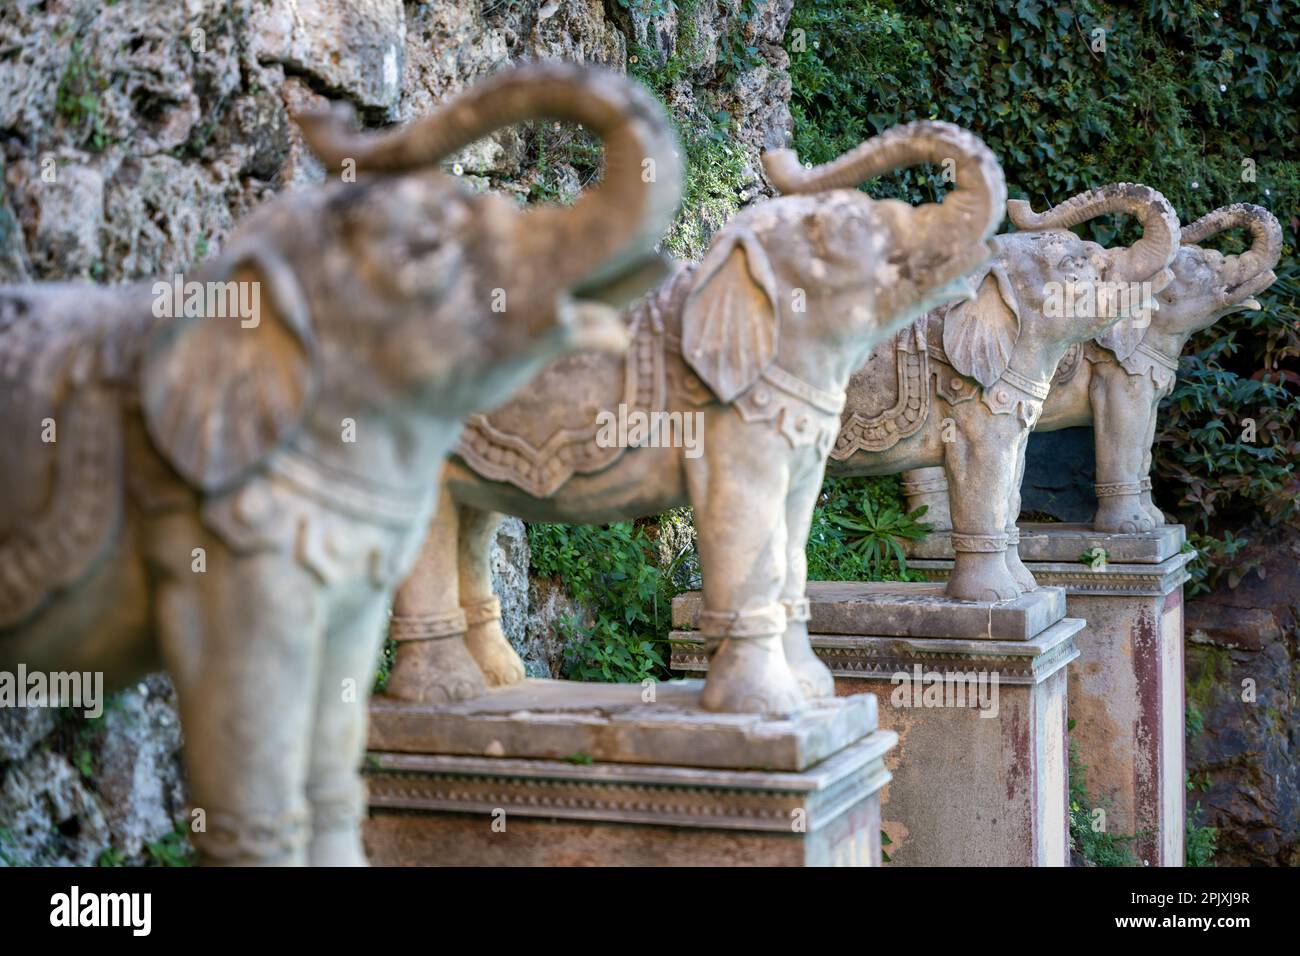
(905, 522, 1192, 866)
(363, 679, 896, 866)
(671, 581, 1082, 866)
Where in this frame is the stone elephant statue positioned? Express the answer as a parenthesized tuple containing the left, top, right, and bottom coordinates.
(902, 201, 1282, 535)
(385, 120, 1007, 713)
(0, 63, 682, 866)
(826, 183, 1181, 601)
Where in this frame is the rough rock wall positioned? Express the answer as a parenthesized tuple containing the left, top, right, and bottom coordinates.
(0, 0, 793, 865)
(1184, 528, 1300, 866)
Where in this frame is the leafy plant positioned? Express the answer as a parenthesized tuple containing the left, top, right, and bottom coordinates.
(1185, 800, 1220, 867)
(1068, 730, 1139, 867)
(809, 476, 931, 581)
(145, 820, 196, 867)
(528, 513, 694, 684)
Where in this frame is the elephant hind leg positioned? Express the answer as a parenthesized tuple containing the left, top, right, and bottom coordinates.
(457, 506, 525, 687)
(385, 482, 487, 704)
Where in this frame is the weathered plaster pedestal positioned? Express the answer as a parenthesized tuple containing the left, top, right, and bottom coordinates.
(362, 679, 896, 866)
(671, 582, 1082, 866)
(906, 523, 1192, 866)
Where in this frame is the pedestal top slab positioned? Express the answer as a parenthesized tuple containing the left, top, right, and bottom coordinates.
(671, 618, 1084, 686)
(906, 523, 1187, 564)
(673, 581, 1066, 642)
(908, 550, 1194, 597)
(369, 678, 878, 772)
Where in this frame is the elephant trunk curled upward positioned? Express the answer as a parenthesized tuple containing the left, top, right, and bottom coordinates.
(828, 183, 1181, 600)
(385, 120, 1007, 713)
(903, 200, 1281, 538)
(0, 64, 682, 866)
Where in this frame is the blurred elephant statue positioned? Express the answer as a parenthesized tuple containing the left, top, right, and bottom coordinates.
(385, 120, 1007, 712)
(0, 63, 682, 866)
(903, 200, 1282, 536)
(826, 183, 1180, 601)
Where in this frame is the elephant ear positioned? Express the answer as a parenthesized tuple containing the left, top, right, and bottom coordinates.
(941, 263, 1021, 388)
(681, 229, 780, 402)
(1093, 316, 1145, 362)
(141, 243, 317, 494)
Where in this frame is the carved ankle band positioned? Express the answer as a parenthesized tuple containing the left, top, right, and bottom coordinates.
(783, 597, 811, 623)
(463, 596, 502, 627)
(951, 532, 1008, 553)
(1094, 481, 1144, 498)
(389, 609, 466, 642)
(193, 807, 310, 864)
(308, 782, 366, 833)
(696, 603, 787, 639)
(1139, 477, 1152, 491)
(900, 473, 949, 496)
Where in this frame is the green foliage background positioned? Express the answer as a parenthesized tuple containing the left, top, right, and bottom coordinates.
(787, 0, 1299, 592)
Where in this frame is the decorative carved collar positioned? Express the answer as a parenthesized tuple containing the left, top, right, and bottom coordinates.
(996, 365, 1052, 401)
(758, 363, 848, 415)
(1134, 339, 1181, 373)
(267, 445, 432, 526)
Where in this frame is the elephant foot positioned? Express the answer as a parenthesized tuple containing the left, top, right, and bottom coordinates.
(1003, 546, 1038, 593)
(464, 617, 526, 688)
(308, 827, 368, 867)
(946, 551, 1021, 602)
(386, 635, 488, 704)
(700, 636, 805, 715)
(1093, 496, 1155, 534)
(1139, 492, 1166, 527)
(782, 626, 835, 700)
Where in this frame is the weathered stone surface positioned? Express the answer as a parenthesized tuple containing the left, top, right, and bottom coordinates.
(364, 725, 895, 865)
(674, 581, 1066, 642)
(93, 675, 187, 860)
(673, 617, 1085, 686)
(909, 522, 1187, 564)
(909, 551, 1192, 599)
(251, 0, 406, 113)
(898, 545, 1191, 865)
(0, 750, 110, 867)
(671, 617, 1080, 866)
(1183, 528, 1300, 866)
(371, 678, 877, 771)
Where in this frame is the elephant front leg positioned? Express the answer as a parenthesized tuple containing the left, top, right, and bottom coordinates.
(1002, 430, 1037, 592)
(942, 413, 1022, 602)
(458, 505, 526, 687)
(155, 546, 323, 866)
(780, 455, 835, 700)
(386, 482, 488, 703)
(307, 592, 393, 866)
(1090, 366, 1158, 533)
(685, 417, 804, 715)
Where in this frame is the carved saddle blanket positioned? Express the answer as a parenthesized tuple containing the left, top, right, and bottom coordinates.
(456, 264, 701, 499)
(0, 285, 158, 628)
(831, 319, 931, 459)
